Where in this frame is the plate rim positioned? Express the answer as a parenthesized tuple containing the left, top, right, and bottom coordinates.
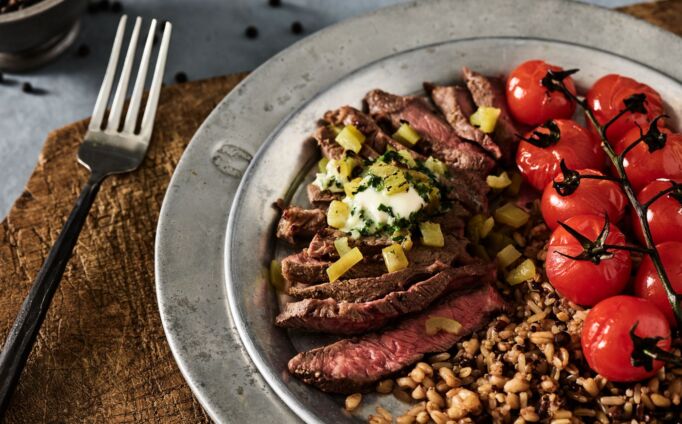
(155, 0, 682, 422)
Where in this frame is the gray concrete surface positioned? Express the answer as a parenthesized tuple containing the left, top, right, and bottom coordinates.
(0, 0, 649, 218)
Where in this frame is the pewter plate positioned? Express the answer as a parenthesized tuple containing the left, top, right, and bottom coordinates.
(155, 0, 682, 422)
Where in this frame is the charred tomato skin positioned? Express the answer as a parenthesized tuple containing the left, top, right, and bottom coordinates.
(546, 214, 631, 306)
(516, 119, 605, 191)
(633, 242, 682, 327)
(506, 60, 577, 126)
(541, 169, 628, 230)
(633, 179, 682, 245)
(586, 74, 664, 144)
(614, 127, 682, 192)
(582, 295, 671, 382)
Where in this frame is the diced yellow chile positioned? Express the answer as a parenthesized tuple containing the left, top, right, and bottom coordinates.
(494, 202, 530, 229)
(401, 234, 414, 251)
(506, 258, 536, 286)
(269, 260, 285, 291)
(392, 123, 421, 145)
(317, 157, 329, 173)
(420, 222, 444, 248)
(327, 200, 349, 229)
(334, 237, 351, 256)
(327, 247, 363, 282)
(506, 172, 523, 196)
(370, 162, 400, 178)
(496, 244, 522, 269)
(382, 244, 409, 273)
(424, 156, 447, 176)
(385, 171, 409, 195)
(466, 214, 485, 244)
(397, 150, 417, 168)
(425, 316, 462, 336)
(343, 177, 363, 198)
(339, 156, 358, 179)
(469, 106, 501, 133)
(486, 171, 512, 189)
(335, 124, 365, 153)
(481, 217, 495, 239)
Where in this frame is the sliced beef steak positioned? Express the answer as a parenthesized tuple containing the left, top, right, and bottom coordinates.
(314, 125, 345, 160)
(288, 283, 506, 393)
(282, 234, 472, 286)
(307, 229, 392, 260)
(276, 205, 327, 244)
(276, 263, 494, 334)
(287, 261, 449, 302)
(364, 89, 494, 174)
(425, 83, 502, 159)
(462, 67, 518, 163)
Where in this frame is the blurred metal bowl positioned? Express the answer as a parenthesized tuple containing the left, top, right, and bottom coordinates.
(0, 0, 88, 72)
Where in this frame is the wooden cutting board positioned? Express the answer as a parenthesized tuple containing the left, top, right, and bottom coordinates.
(0, 3, 679, 422)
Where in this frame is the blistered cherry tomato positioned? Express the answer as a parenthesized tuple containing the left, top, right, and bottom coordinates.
(541, 169, 627, 230)
(586, 74, 664, 143)
(614, 127, 682, 192)
(516, 119, 605, 191)
(506, 60, 577, 126)
(582, 295, 671, 382)
(546, 214, 631, 306)
(633, 242, 682, 327)
(633, 179, 682, 245)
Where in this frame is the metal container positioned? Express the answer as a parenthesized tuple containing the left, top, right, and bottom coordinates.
(0, 0, 88, 72)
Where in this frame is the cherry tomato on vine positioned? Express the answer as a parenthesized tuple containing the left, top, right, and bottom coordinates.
(516, 119, 605, 191)
(506, 60, 577, 126)
(545, 214, 631, 306)
(633, 242, 682, 327)
(582, 295, 671, 382)
(541, 169, 627, 230)
(586, 74, 664, 143)
(633, 179, 682, 245)
(614, 127, 682, 192)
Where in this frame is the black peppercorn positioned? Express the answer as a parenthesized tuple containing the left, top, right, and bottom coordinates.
(110, 1, 122, 12)
(22, 82, 33, 93)
(291, 21, 303, 35)
(77, 44, 90, 58)
(174, 72, 188, 84)
(245, 26, 259, 39)
(268, 0, 281, 6)
(0, 72, 4, 83)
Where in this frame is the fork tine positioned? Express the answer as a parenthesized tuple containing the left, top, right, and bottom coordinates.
(89, 15, 128, 131)
(140, 21, 172, 140)
(106, 16, 142, 132)
(123, 19, 157, 134)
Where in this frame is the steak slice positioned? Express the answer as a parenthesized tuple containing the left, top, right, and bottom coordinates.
(307, 184, 339, 208)
(425, 83, 502, 159)
(276, 205, 327, 244)
(276, 263, 494, 335)
(462, 67, 518, 163)
(287, 261, 449, 302)
(324, 106, 424, 159)
(287, 283, 506, 393)
(281, 234, 472, 286)
(314, 125, 345, 160)
(364, 89, 495, 174)
(307, 229, 392, 260)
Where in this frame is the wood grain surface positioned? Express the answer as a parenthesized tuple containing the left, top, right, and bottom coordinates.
(0, 3, 678, 423)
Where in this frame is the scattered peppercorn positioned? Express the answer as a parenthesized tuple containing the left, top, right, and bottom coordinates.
(174, 72, 188, 84)
(110, 1, 122, 12)
(245, 25, 259, 39)
(77, 44, 90, 58)
(21, 82, 33, 93)
(0, 72, 4, 83)
(97, 0, 109, 11)
(291, 21, 303, 35)
(268, 0, 281, 6)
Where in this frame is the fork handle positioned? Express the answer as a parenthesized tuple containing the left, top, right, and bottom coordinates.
(0, 173, 104, 416)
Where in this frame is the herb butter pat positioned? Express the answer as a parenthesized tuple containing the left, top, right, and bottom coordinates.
(342, 176, 426, 236)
